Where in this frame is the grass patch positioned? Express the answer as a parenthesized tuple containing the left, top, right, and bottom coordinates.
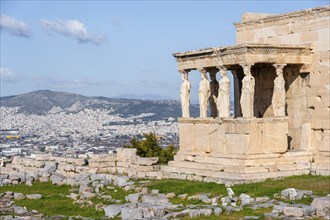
(15, 196, 104, 218)
(143, 175, 330, 200)
(180, 207, 273, 220)
(231, 174, 330, 198)
(101, 186, 134, 202)
(142, 175, 330, 208)
(0, 181, 71, 196)
(0, 182, 104, 218)
(143, 179, 227, 197)
(169, 197, 205, 206)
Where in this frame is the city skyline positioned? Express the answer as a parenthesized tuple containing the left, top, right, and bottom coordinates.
(1, 1, 327, 100)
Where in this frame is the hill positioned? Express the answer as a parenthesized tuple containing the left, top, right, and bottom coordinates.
(0, 90, 199, 120)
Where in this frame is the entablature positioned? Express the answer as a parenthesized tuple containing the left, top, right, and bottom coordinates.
(173, 44, 312, 71)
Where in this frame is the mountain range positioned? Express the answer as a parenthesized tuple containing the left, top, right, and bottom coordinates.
(0, 90, 200, 120)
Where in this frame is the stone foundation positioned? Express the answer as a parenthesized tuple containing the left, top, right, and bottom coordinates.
(0, 147, 328, 186)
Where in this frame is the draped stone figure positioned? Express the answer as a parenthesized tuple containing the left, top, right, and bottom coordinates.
(240, 64, 255, 117)
(209, 71, 219, 118)
(198, 69, 210, 118)
(272, 64, 286, 116)
(180, 70, 191, 117)
(217, 67, 230, 117)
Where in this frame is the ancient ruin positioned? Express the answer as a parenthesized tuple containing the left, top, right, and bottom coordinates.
(164, 5, 330, 183)
(0, 6, 328, 188)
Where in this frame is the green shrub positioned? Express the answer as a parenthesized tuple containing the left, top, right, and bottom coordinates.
(125, 133, 178, 164)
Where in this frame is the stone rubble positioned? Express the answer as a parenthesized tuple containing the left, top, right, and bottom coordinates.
(0, 151, 329, 219)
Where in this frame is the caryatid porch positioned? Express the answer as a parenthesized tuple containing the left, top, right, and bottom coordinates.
(161, 44, 313, 182)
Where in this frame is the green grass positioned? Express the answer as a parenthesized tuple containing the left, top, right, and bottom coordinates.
(143, 175, 330, 200)
(1, 175, 329, 219)
(141, 175, 330, 210)
(15, 196, 104, 218)
(0, 182, 104, 218)
(0, 181, 71, 195)
(101, 186, 134, 202)
(169, 197, 206, 206)
(143, 179, 227, 197)
(231, 175, 330, 198)
(180, 207, 273, 220)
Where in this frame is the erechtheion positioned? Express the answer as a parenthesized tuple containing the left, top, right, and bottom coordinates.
(162, 6, 330, 183)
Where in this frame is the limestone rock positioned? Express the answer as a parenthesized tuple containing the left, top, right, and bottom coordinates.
(79, 186, 94, 194)
(26, 194, 42, 199)
(104, 204, 123, 218)
(311, 196, 330, 218)
(126, 193, 141, 203)
(281, 188, 297, 199)
(214, 207, 223, 215)
(178, 194, 188, 199)
(240, 193, 254, 205)
(121, 207, 143, 220)
(165, 192, 176, 198)
(68, 193, 79, 200)
(296, 190, 313, 199)
(283, 206, 304, 217)
(113, 176, 133, 187)
(140, 205, 166, 218)
(14, 192, 25, 200)
(199, 208, 213, 216)
(117, 148, 138, 163)
(50, 174, 65, 185)
(41, 162, 57, 174)
(141, 194, 169, 205)
(137, 157, 158, 166)
(242, 216, 260, 219)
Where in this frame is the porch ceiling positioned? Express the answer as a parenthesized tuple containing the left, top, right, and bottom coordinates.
(173, 44, 312, 71)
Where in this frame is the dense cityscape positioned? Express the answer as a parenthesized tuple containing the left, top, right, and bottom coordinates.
(0, 106, 179, 158)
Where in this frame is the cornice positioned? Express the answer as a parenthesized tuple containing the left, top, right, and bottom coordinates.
(234, 5, 330, 31)
(173, 44, 312, 61)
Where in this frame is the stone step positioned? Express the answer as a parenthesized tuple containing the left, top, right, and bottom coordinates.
(168, 161, 227, 171)
(161, 165, 311, 181)
(311, 162, 330, 170)
(174, 153, 312, 167)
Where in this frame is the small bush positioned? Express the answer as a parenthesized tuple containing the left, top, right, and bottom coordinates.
(125, 133, 178, 164)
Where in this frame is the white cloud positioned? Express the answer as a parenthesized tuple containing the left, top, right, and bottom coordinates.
(40, 18, 107, 45)
(0, 67, 20, 83)
(0, 15, 32, 38)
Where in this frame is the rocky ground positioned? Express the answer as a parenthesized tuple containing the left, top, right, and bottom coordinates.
(0, 171, 329, 220)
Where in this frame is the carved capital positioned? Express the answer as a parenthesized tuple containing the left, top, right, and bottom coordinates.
(273, 64, 286, 70)
(179, 69, 189, 74)
(216, 65, 226, 71)
(179, 69, 190, 80)
(217, 65, 227, 76)
(273, 64, 286, 76)
(240, 63, 253, 76)
(197, 67, 207, 74)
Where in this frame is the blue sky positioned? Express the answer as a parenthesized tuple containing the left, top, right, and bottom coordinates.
(0, 1, 327, 100)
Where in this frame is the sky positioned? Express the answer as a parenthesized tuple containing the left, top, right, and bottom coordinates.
(0, 0, 328, 101)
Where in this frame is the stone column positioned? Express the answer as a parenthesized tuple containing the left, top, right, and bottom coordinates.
(217, 66, 231, 117)
(179, 70, 191, 118)
(198, 68, 210, 118)
(209, 69, 219, 118)
(231, 70, 241, 117)
(240, 64, 255, 117)
(272, 64, 286, 116)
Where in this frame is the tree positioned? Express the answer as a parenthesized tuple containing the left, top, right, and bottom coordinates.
(125, 133, 178, 164)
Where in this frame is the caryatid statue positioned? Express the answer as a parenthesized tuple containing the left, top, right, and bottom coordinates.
(217, 66, 230, 117)
(209, 70, 219, 118)
(198, 68, 210, 118)
(272, 64, 286, 116)
(179, 70, 191, 117)
(240, 64, 255, 117)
